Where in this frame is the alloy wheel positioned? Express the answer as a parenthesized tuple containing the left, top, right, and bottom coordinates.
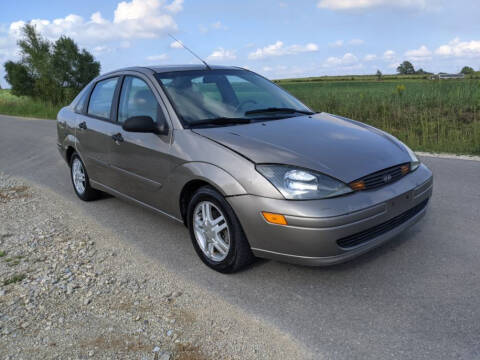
(193, 201, 231, 262)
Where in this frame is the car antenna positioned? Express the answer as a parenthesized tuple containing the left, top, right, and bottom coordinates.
(168, 33, 211, 70)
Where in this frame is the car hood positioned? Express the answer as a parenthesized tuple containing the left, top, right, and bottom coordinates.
(192, 112, 411, 183)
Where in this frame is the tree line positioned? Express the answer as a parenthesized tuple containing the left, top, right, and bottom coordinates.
(396, 60, 477, 76)
(4, 24, 100, 104)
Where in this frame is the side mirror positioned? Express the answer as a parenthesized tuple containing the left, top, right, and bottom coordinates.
(122, 116, 167, 135)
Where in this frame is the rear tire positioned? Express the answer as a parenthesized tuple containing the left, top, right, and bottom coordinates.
(70, 153, 101, 201)
(187, 186, 255, 273)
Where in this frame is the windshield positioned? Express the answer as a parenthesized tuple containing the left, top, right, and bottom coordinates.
(155, 69, 312, 127)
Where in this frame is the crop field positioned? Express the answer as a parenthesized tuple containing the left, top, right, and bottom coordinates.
(277, 78, 480, 155)
(0, 89, 61, 119)
(1, 77, 480, 155)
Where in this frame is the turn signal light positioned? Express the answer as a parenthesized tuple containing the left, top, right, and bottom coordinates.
(262, 212, 288, 225)
(400, 164, 410, 175)
(349, 180, 366, 191)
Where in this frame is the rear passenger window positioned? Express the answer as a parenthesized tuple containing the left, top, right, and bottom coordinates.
(87, 77, 119, 120)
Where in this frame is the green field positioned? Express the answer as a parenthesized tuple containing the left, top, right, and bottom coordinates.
(276, 78, 480, 155)
(0, 89, 62, 119)
(1, 77, 480, 155)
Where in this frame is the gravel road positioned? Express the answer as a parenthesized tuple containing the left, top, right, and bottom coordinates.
(1, 115, 479, 359)
(0, 174, 306, 359)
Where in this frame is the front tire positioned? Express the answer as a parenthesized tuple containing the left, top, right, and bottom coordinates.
(70, 153, 101, 201)
(187, 186, 254, 273)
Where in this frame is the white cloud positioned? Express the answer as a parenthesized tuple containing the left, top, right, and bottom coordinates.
(383, 49, 396, 60)
(92, 45, 112, 55)
(6, 0, 182, 47)
(165, 0, 184, 13)
(248, 41, 319, 59)
(435, 38, 480, 58)
(364, 54, 377, 61)
(199, 21, 227, 34)
(259, 64, 312, 79)
(146, 53, 168, 61)
(329, 40, 344, 47)
(388, 62, 401, 69)
(405, 45, 432, 60)
(349, 39, 364, 45)
(211, 21, 227, 30)
(323, 53, 359, 67)
(317, 0, 434, 11)
(206, 48, 237, 61)
(170, 41, 183, 49)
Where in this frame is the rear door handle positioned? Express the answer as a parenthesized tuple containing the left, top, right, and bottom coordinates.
(112, 133, 124, 144)
(78, 121, 87, 130)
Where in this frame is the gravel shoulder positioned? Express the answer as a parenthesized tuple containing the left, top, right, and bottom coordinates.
(0, 174, 309, 360)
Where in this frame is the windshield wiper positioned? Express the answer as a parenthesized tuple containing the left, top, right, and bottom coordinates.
(188, 117, 252, 128)
(245, 107, 315, 116)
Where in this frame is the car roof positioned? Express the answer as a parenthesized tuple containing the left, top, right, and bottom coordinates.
(103, 64, 245, 77)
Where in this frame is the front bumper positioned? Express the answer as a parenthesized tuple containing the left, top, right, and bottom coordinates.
(227, 164, 433, 266)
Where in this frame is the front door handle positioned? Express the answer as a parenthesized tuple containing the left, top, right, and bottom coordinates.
(78, 121, 87, 130)
(112, 133, 124, 144)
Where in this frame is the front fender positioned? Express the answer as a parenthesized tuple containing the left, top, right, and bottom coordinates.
(162, 162, 248, 218)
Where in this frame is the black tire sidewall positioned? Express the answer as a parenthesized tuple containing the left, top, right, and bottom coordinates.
(187, 186, 250, 273)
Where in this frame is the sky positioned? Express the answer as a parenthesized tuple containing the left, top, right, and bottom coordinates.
(1, 0, 480, 87)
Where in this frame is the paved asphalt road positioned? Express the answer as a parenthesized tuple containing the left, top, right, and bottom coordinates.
(1, 115, 479, 359)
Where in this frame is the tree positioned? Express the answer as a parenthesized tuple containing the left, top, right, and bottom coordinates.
(4, 61, 35, 97)
(415, 68, 431, 75)
(376, 69, 382, 80)
(397, 61, 415, 75)
(4, 24, 100, 104)
(460, 66, 474, 75)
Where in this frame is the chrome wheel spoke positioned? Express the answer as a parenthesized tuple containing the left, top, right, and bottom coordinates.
(203, 202, 213, 222)
(207, 242, 215, 257)
(212, 221, 227, 235)
(193, 200, 231, 262)
(214, 235, 229, 255)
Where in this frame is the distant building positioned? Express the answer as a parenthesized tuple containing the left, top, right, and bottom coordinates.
(430, 73, 465, 80)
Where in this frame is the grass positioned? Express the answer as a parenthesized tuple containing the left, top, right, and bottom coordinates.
(276, 78, 480, 155)
(0, 89, 62, 119)
(4, 255, 24, 267)
(3, 273, 26, 286)
(0, 250, 6, 257)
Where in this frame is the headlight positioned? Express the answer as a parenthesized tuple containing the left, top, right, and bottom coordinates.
(256, 165, 353, 200)
(401, 142, 420, 171)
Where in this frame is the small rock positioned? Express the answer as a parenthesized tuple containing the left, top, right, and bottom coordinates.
(159, 352, 172, 360)
(171, 291, 182, 298)
(88, 350, 95, 357)
(166, 330, 173, 337)
(153, 346, 161, 353)
(83, 298, 91, 306)
(66, 284, 74, 295)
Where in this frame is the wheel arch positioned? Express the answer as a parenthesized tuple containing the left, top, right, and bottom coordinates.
(172, 162, 248, 225)
(66, 146, 76, 166)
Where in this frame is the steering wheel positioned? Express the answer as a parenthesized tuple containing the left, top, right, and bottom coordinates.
(234, 99, 257, 113)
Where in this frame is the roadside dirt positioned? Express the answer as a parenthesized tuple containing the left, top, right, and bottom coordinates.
(0, 174, 310, 360)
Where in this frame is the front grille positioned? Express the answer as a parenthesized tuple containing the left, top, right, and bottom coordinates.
(351, 163, 410, 190)
(337, 199, 429, 249)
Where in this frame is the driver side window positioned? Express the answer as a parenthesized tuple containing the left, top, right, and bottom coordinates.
(118, 76, 165, 124)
